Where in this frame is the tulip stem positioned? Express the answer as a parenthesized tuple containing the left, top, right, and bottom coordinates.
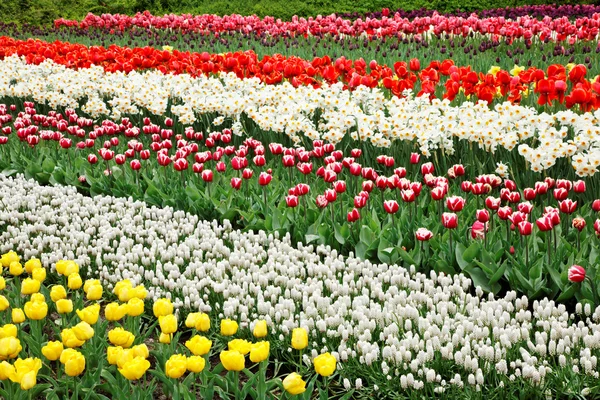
(524, 235, 529, 269)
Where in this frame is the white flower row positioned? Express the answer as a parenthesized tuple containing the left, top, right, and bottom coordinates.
(1, 174, 599, 392)
(1, 55, 599, 177)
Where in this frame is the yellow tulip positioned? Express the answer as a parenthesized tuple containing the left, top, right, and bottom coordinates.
(159, 314, 178, 334)
(61, 328, 85, 348)
(31, 267, 46, 282)
(113, 279, 132, 296)
(76, 303, 100, 325)
(0, 324, 17, 338)
(61, 349, 85, 376)
(24, 301, 47, 320)
(131, 344, 149, 359)
(283, 372, 307, 395)
(152, 298, 173, 317)
(249, 341, 270, 363)
(228, 339, 251, 355)
(105, 302, 127, 321)
(56, 299, 73, 314)
(220, 319, 238, 336)
(9, 261, 23, 276)
(165, 354, 187, 378)
(0, 277, 5, 290)
(56, 260, 78, 277)
(0, 337, 22, 360)
(185, 335, 212, 356)
(219, 350, 245, 371)
(11, 308, 25, 324)
(126, 297, 144, 317)
(50, 285, 67, 302)
(185, 312, 201, 328)
(30, 293, 45, 303)
(0, 251, 20, 267)
(108, 327, 135, 348)
(119, 356, 150, 380)
(21, 278, 40, 295)
(291, 328, 308, 350)
(86, 285, 103, 301)
(313, 352, 336, 377)
(41, 341, 63, 361)
(186, 356, 206, 373)
(83, 279, 101, 293)
(0, 295, 8, 311)
(196, 313, 210, 331)
(106, 346, 124, 365)
(67, 273, 83, 290)
(253, 320, 268, 338)
(159, 333, 172, 344)
(133, 285, 148, 300)
(72, 322, 94, 341)
(0, 361, 15, 380)
(24, 258, 41, 274)
(10, 358, 42, 390)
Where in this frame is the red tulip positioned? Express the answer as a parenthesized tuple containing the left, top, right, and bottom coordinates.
(415, 228, 433, 241)
(485, 196, 501, 210)
(410, 153, 420, 164)
(401, 189, 416, 203)
(295, 183, 310, 196)
(507, 192, 521, 203)
(410, 182, 422, 197)
(536, 216, 553, 231)
(174, 158, 188, 171)
(297, 163, 312, 175)
(350, 149, 362, 158)
(282, 155, 295, 167)
(324, 189, 337, 202)
(471, 221, 487, 240)
(517, 221, 533, 236)
(114, 154, 125, 165)
(573, 180, 586, 193)
(269, 143, 283, 155)
(375, 176, 388, 190)
(461, 181, 472, 193)
(446, 196, 465, 212)
(568, 265, 586, 283)
(347, 208, 360, 222)
(216, 161, 226, 173)
(409, 58, 420, 71)
(556, 179, 572, 191)
(592, 199, 600, 212)
(316, 195, 328, 208)
(362, 181, 374, 193)
(59, 138, 72, 149)
(431, 186, 445, 201)
(453, 164, 465, 177)
(559, 199, 577, 214)
(476, 209, 490, 223)
(518, 202, 533, 214)
(258, 172, 272, 186)
(130, 159, 141, 171)
(523, 188, 536, 201)
(442, 213, 458, 229)
(594, 219, 600, 235)
(87, 154, 98, 164)
(545, 177, 556, 189)
(383, 200, 399, 214)
(242, 168, 253, 180)
(471, 183, 486, 195)
(164, 117, 173, 127)
(354, 195, 367, 209)
(201, 170, 213, 182)
(192, 163, 203, 174)
(285, 195, 299, 208)
(504, 179, 517, 191)
(231, 156, 246, 170)
(572, 217, 586, 232)
(421, 162, 434, 175)
(509, 211, 527, 226)
(349, 163, 362, 176)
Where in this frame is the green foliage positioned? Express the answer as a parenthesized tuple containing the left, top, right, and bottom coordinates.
(0, 0, 595, 26)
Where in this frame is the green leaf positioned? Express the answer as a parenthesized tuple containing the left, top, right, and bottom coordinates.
(556, 283, 579, 302)
(42, 158, 56, 174)
(463, 242, 481, 263)
(488, 260, 507, 285)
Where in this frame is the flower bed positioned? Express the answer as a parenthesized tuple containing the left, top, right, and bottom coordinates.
(0, 174, 600, 398)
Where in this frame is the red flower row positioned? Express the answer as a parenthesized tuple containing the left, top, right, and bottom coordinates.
(54, 11, 600, 43)
(2, 36, 600, 110)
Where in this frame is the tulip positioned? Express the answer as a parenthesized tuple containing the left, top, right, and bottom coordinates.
(497, 206, 513, 220)
(421, 162, 434, 175)
(42, 341, 63, 361)
(126, 297, 144, 317)
(249, 341, 270, 363)
(573, 217, 586, 232)
(159, 333, 172, 344)
(291, 327, 308, 350)
(553, 188, 568, 201)
(415, 228, 433, 241)
(230, 177, 242, 190)
(67, 273, 83, 290)
(283, 372, 306, 395)
(253, 320, 268, 338)
(24, 258, 41, 274)
(400, 189, 416, 203)
(258, 172, 272, 186)
(476, 209, 490, 223)
(568, 265, 586, 283)
(316, 195, 328, 208)
(0, 336, 21, 360)
(220, 350, 245, 372)
(471, 221, 487, 240)
(153, 298, 173, 317)
(228, 339, 252, 355)
(56, 260, 79, 276)
(119, 357, 151, 380)
(108, 328, 135, 348)
(313, 352, 337, 377)
(442, 213, 458, 229)
(0, 296, 9, 312)
(485, 196, 501, 210)
(105, 302, 128, 321)
(50, 285, 67, 302)
(31, 268, 46, 282)
(159, 314, 178, 334)
(11, 358, 42, 390)
(186, 356, 206, 373)
(286, 195, 299, 208)
(446, 196, 465, 212)
(409, 153, 420, 164)
(347, 208, 360, 222)
(61, 349, 86, 376)
(220, 319, 238, 336)
(523, 188, 536, 201)
(461, 181, 472, 193)
(76, 304, 101, 325)
(518, 221, 533, 236)
(11, 309, 25, 324)
(559, 199, 577, 214)
(56, 299, 74, 314)
(536, 216, 554, 232)
(72, 322, 94, 341)
(431, 186, 445, 201)
(592, 199, 600, 212)
(0, 251, 19, 267)
(185, 335, 212, 356)
(130, 159, 141, 171)
(61, 329, 85, 348)
(201, 170, 213, 183)
(21, 278, 40, 295)
(9, 262, 23, 276)
(383, 200, 399, 214)
(24, 301, 47, 320)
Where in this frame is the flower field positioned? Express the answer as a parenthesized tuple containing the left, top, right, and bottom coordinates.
(1, 4, 600, 399)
